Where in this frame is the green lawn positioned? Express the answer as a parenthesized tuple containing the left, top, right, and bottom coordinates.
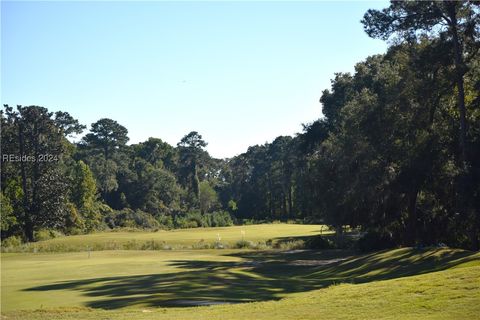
(2, 244, 479, 319)
(18, 224, 328, 252)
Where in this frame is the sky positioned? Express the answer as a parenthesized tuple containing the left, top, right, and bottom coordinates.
(1, 1, 388, 159)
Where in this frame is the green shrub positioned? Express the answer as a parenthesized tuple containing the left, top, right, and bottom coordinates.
(105, 209, 160, 229)
(174, 211, 201, 228)
(242, 219, 256, 225)
(234, 239, 255, 249)
(192, 239, 211, 249)
(253, 241, 269, 250)
(174, 216, 199, 229)
(156, 214, 174, 230)
(140, 240, 163, 250)
(1, 235, 22, 249)
(202, 211, 228, 227)
(276, 239, 305, 250)
(174, 210, 233, 229)
(34, 229, 64, 241)
(233, 240, 268, 250)
(67, 227, 84, 236)
(208, 211, 234, 227)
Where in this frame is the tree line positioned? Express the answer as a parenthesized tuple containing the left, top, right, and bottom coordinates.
(1, 1, 479, 250)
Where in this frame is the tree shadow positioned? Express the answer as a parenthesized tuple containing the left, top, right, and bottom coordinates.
(24, 248, 479, 309)
(229, 247, 478, 283)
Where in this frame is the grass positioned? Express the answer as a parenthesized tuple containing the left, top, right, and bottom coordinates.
(2, 246, 479, 319)
(1, 224, 479, 319)
(3, 224, 329, 252)
(5, 265, 479, 320)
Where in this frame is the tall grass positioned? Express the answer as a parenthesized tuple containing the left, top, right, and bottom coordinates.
(1, 238, 308, 253)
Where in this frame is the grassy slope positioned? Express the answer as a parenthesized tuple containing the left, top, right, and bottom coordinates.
(6, 265, 479, 320)
(24, 224, 328, 251)
(2, 246, 479, 319)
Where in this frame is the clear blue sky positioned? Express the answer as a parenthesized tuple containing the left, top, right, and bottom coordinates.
(2, 1, 388, 159)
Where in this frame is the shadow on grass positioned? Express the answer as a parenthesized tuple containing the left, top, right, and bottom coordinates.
(24, 248, 479, 309)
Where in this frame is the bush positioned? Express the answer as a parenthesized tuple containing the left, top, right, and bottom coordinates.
(174, 211, 203, 228)
(233, 240, 268, 250)
(105, 209, 160, 229)
(357, 230, 396, 252)
(1, 236, 22, 249)
(156, 215, 174, 230)
(213, 241, 226, 249)
(305, 236, 335, 249)
(34, 229, 64, 241)
(192, 239, 211, 249)
(140, 240, 164, 250)
(242, 219, 256, 225)
(66, 227, 84, 236)
(234, 239, 255, 249)
(174, 216, 199, 229)
(206, 211, 234, 227)
(174, 210, 234, 229)
(254, 241, 269, 250)
(276, 239, 305, 250)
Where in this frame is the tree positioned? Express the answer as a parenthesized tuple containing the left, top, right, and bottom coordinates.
(199, 181, 219, 214)
(177, 131, 207, 201)
(269, 136, 296, 219)
(128, 158, 181, 215)
(134, 137, 178, 171)
(362, 1, 480, 248)
(89, 155, 119, 198)
(178, 131, 208, 150)
(54, 111, 86, 137)
(0, 192, 17, 238)
(1, 105, 77, 241)
(82, 118, 129, 160)
(81, 118, 129, 199)
(71, 160, 100, 231)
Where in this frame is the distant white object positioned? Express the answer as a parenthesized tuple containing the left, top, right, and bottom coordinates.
(217, 233, 221, 241)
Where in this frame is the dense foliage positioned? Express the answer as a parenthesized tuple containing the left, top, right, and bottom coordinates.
(1, 1, 479, 249)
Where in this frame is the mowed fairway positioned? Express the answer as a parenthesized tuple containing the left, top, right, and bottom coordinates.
(1, 225, 480, 319)
(24, 224, 328, 251)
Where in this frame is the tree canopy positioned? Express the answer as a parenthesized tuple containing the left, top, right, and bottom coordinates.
(1, 1, 479, 250)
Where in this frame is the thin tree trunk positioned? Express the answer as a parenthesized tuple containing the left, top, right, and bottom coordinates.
(406, 189, 419, 247)
(450, 22, 468, 169)
(18, 122, 34, 242)
(446, 3, 476, 250)
(31, 121, 40, 233)
(288, 185, 293, 219)
(335, 224, 344, 247)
